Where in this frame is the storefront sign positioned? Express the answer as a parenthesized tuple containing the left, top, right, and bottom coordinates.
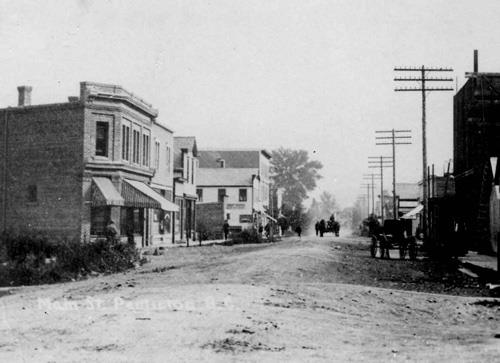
(226, 203, 245, 209)
(239, 215, 253, 223)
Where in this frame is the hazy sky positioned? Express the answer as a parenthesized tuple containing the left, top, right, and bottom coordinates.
(2, 0, 500, 207)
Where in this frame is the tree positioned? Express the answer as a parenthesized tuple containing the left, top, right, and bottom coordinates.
(319, 191, 337, 218)
(271, 148, 322, 231)
(271, 148, 323, 208)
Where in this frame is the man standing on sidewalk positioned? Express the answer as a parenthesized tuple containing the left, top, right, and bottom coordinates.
(223, 220, 230, 240)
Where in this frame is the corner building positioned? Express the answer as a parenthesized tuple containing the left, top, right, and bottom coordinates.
(0, 82, 178, 246)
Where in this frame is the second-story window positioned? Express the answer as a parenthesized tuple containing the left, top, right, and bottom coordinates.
(132, 130, 140, 164)
(196, 188, 203, 202)
(192, 158, 195, 184)
(122, 125, 130, 161)
(218, 188, 226, 203)
(95, 122, 109, 157)
(166, 145, 171, 173)
(186, 156, 190, 182)
(142, 134, 150, 166)
(27, 184, 37, 202)
(239, 189, 247, 202)
(154, 141, 160, 169)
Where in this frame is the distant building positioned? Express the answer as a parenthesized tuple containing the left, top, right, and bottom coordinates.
(0, 82, 178, 246)
(196, 149, 273, 232)
(396, 182, 420, 218)
(173, 136, 198, 242)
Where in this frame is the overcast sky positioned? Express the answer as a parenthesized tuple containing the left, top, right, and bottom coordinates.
(1, 0, 500, 207)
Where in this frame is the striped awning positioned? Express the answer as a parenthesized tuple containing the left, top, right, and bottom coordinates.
(91, 177, 124, 206)
(122, 179, 179, 212)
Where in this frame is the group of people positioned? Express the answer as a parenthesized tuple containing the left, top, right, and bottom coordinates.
(222, 220, 273, 240)
(314, 215, 340, 237)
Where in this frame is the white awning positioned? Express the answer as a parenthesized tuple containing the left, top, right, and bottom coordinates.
(401, 204, 423, 219)
(124, 179, 179, 212)
(92, 177, 124, 206)
(262, 212, 277, 223)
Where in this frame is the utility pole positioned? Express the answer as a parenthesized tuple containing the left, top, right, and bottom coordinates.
(394, 66, 453, 240)
(363, 173, 381, 216)
(360, 184, 371, 218)
(368, 157, 393, 223)
(375, 129, 412, 219)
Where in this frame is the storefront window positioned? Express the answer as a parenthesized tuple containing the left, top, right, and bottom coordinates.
(91, 206, 110, 235)
(120, 207, 143, 236)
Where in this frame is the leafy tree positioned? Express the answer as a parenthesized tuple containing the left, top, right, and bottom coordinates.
(271, 148, 322, 231)
(271, 148, 323, 208)
(319, 191, 337, 218)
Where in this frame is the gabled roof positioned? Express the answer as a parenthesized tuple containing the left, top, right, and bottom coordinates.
(198, 149, 270, 168)
(197, 168, 258, 187)
(173, 136, 198, 169)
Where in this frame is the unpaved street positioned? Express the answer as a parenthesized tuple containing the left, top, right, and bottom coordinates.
(1, 235, 499, 362)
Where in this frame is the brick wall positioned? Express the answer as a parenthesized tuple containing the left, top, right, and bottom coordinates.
(0, 104, 85, 239)
(196, 202, 224, 239)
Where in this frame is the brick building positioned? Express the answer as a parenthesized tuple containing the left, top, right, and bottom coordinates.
(196, 149, 274, 232)
(0, 82, 178, 246)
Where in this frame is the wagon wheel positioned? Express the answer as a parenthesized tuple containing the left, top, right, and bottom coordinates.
(370, 236, 379, 258)
(408, 238, 417, 260)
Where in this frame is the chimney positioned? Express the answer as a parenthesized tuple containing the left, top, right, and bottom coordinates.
(17, 86, 32, 107)
(474, 49, 478, 73)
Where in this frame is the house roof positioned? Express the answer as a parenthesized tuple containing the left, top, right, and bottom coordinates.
(173, 136, 198, 169)
(197, 168, 258, 186)
(198, 149, 270, 168)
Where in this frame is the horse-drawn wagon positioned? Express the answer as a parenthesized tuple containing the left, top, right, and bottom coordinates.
(370, 219, 417, 260)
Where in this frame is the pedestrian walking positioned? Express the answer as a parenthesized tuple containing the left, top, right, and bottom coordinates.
(264, 222, 270, 238)
(295, 225, 302, 237)
(223, 220, 230, 240)
(315, 221, 320, 236)
(319, 219, 326, 237)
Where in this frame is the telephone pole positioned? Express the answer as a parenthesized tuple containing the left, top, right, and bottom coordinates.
(394, 66, 453, 240)
(360, 184, 371, 218)
(368, 157, 393, 223)
(363, 173, 381, 216)
(375, 129, 412, 219)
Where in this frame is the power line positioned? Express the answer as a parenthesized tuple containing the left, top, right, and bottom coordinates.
(375, 129, 412, 219)
(394, 65, 453, 241)
(368, 156, 393, 223)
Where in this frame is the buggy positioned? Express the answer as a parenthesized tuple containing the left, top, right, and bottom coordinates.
(370, 219, 417, 260)
(326, 219, 340, 236)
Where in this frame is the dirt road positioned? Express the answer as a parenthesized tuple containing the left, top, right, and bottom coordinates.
(0, 235, 499, 362)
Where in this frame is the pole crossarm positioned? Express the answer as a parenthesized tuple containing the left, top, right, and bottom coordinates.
(394, 78, 453, 82)
(376, 142, 412, 145)
(395, 87, 454, 91)
(394, 67, 453, 72)
(376, 136, 412, 139)
(376, 130, 411, 133)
